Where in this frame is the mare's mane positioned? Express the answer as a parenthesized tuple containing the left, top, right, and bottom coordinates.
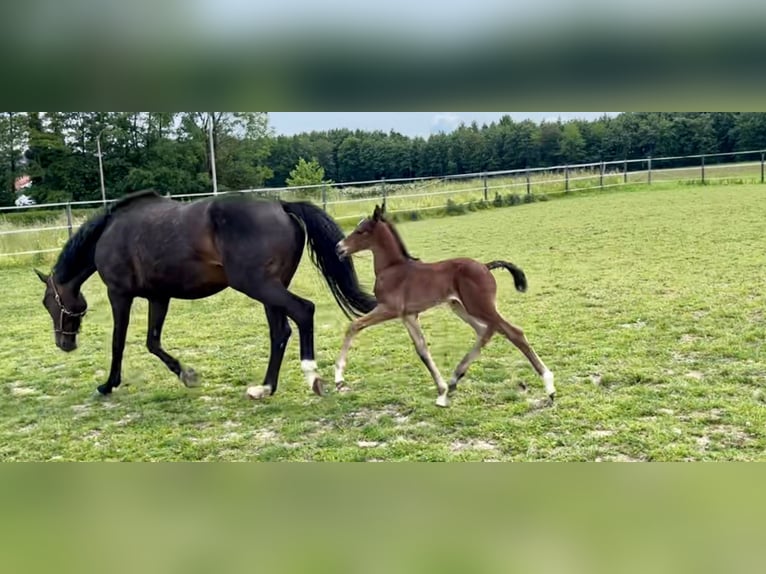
(52, 189, 163, 283)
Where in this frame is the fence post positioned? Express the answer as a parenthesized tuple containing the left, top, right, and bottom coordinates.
(526, 169, 531, 195)
(623, 159, 627, 184)
(322, 185, 327, 211)
(600, 161, 604, 189)
(482, 172, 488, 201)
(381, 177, 387, 211)
(648, 156, 652, 185)
(565, 165, 569, 193)
(65, 202, 73, 238)
(761, 152, 764, 184)
(701, 155, 705, 184)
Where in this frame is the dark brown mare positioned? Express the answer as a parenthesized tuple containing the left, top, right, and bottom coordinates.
(36, 190, 375, 399)
(335, 205, 555, 407)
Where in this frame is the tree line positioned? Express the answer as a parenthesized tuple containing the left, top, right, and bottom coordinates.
(3, 112, 766, 206)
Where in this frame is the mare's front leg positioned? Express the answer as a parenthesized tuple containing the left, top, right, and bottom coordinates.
(146, 298, 199, 388)
(97, 291, 133, 395)
(334, 305, 398, 391)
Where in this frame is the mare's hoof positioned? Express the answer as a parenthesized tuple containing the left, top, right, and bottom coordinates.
(246, 385, 272, 400)
(518, 382, 528, 393)
(96, 384, 112, 396)
(435, 394, 451, 408)
(181, 368, 200, 388)
(313, 378, 326, 397)
(448, 383, 458, 395)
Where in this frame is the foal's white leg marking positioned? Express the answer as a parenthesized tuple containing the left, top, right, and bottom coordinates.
(334, 359, 346, 384)
(301, 360, 319, 389)
(542, 369, 556, 397)
(246, 385, 272, 400)
(335, 322, 357, 384)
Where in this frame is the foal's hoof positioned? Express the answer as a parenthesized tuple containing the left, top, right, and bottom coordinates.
(246, 385, 272, 400)
(518, 382, 528, 393)
(335, 381, 351, 393)
(547, 392, 556, 405)
(312, 378, 326, 397)
(96, 384, 112, 396)
(448, 383, 458, 395)
(180, 368, 200, 388)
(435, 394, 451, 408)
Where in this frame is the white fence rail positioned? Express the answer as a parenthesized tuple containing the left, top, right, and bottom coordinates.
(2, 149, 765, 260)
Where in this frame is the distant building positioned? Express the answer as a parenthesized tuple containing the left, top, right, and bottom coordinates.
(14, 175, 32, 191)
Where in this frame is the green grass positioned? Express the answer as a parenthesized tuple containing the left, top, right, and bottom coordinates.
(2, 183, 766, 461)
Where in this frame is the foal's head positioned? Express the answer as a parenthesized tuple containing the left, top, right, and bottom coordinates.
(336, 205, 418, 262)
(336, 205, 385, 258)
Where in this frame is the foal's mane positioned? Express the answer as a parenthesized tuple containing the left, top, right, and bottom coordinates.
(52, 189, 163, 283)
(380, 215, 419, 261)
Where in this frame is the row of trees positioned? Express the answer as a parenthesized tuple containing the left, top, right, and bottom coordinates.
(0, 112, 271, 205)
(3, 112, 766, 206)
(270, 113, 766, 185)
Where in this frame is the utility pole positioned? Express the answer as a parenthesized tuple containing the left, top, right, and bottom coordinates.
(208, 112, 218, 195)
(8, 112, 15, 197)
(97, 129, 106, 205)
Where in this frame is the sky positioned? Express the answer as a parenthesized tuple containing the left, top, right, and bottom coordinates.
(268, 112, 616, 138)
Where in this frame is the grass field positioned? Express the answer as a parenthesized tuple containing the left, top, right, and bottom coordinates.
(1, 183, 765, 461)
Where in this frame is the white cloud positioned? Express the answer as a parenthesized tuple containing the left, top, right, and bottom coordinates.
(430, 113, 462, 134)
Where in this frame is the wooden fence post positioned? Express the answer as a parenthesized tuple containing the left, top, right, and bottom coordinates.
(482, 172, 488, 201)
(648, 156, 652, 185)
(65, 203, 73, 238)
(565, 165, 570, 193)
(381, 177, 387, 211)
(701, 155, 706, 184)
(526, 169, 531, 195)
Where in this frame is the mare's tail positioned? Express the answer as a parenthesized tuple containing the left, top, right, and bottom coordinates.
(281, 201, 377, 319)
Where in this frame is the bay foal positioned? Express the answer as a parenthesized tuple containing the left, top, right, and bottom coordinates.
(335, 205, 555, 407)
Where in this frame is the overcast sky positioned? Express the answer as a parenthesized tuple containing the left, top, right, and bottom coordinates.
(269, 112, 616, 138)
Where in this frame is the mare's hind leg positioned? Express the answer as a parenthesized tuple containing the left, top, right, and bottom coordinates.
(228, 278, 323, 399)
(334, 305, 398, 390)
(260, 306, 292, 394)
(146, 298, 199, 388)
(402, 315, 450, 407)
(447, 299, 493, 394)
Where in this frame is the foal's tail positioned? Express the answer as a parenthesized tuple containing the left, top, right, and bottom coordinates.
(280, 201, 377, 319)
(486, 260, 528, 293)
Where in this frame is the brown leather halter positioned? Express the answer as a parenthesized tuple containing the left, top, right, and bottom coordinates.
(49, 277, 86, 336)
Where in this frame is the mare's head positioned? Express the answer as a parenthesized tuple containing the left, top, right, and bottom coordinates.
(35, 269, 87, 352)
(336, 205, 387, 259)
